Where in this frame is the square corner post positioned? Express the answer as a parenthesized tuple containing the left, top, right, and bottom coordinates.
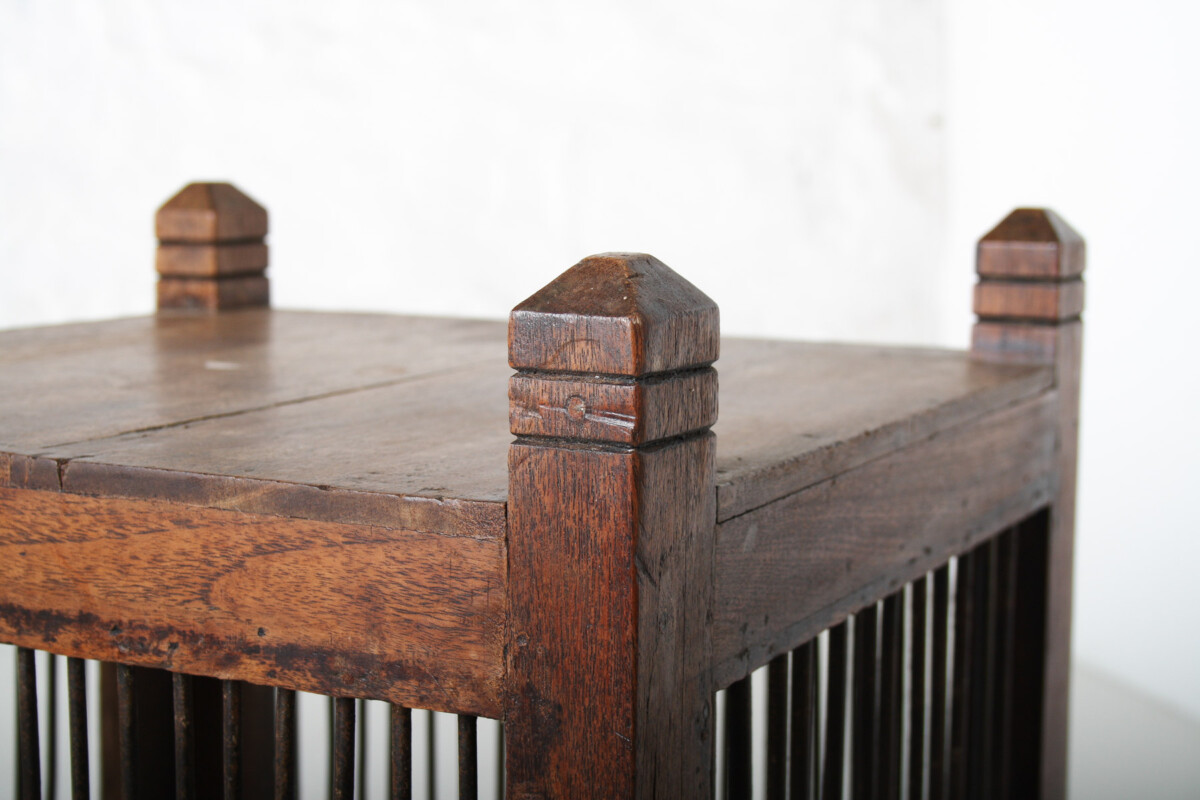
(504, 254, 719, 799)
(971, 208, 1086, 800)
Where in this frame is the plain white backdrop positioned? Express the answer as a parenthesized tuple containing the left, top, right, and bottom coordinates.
(1, 0, 1198, 792)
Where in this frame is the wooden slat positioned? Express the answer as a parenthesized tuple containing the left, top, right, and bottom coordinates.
(223, 680, 241, 800)
(274, 689, 297, 800)
(908, 577, 928, 800)
(852, 605, 878, 800)
(879, 593, 902, 800)
(67, 657, 90, 800)
(949, 554, 975, 799)
(725, 676, 752, 799)
(713, 393, 1056, 687)
(458, 715, 478, 800)
(0, 488, 505, 717)
(789, 640, 816, 800)
(17, 647, 40, 800)
(389, 705, 412, 800)
(992, 528, 1019, 800)
(767, 653, 789, 800)
(967, 540, 998, 800)
(332, 697, 355, 800)
(174, 673, 196, 800)
(929, 565, 950, 800)
(822, 622, 848, 800)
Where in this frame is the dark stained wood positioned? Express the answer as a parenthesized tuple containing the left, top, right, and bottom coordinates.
(879, 592, 902, 800)
(158, 276, 270, 313)
(389, 705, 412, 800)
(991, 529, 1019, 800)
(967, 540, 997, 800)
(332, 697, 355, 800)
(157, 243, 269, 278)
(156, 183, 268, 243)
(972, 208, 1085, 800)
(67, 657, 90, 800)
(174, 673, 196, 800)
(112, 665, 174, 800)
(713, 339, 1051, 521)
(929, 565, 950, 800)
(789, 640, 816, 800)
(766, 653, 789, 799)
(822, 623, 848, 800)
(508, 368, 717, 445)
(0, 488, 506, 717)
(223, 679, 241, 800)
(505, 254, 717, 799)
(973, 280, 1083, 321)
(508, 253, 719, 376)
(949, 553, 974, 800)
(852, 605, 878, 800)
(908, 576, 928, 800)
(725, 676, 752, 799)
(712, 393, 1056, 687)
(458, 715, 478, 800)
(274, 689, 297, 800)
(17, 647, 40, 800)
(976, 208, 1085, 280)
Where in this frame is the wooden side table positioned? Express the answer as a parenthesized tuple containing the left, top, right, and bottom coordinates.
(0, 185, 1084, 800)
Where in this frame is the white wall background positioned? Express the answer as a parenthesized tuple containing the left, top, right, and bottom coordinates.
(1, 0, 1198, 793)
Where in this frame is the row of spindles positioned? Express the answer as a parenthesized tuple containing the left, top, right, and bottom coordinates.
(718, 522, 1028, 800)
(12, 653, 499, 800)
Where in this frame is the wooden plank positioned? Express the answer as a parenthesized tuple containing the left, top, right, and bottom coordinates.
(713, 338, 1052, 520)
(0, 311, 506, 453)
(712, 393, 1057, 687)
(0, 488, 506, 717)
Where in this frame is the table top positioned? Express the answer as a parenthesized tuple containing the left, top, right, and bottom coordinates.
(0, 309, 1051, 537)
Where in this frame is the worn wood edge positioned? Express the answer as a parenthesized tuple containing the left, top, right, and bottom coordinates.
(0, 487, 504, 717)
(715, 362, 1053, 521)
(711, 392, 1058, 689)
(61, 460, 505, 539)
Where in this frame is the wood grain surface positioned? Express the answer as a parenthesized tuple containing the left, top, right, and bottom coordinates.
(156, 183, 268, 243)
(157, 275, 270, 312)
(0, 487, 505, 717)
(711, 393, 1057, 689)
(157, 243, 270, 278)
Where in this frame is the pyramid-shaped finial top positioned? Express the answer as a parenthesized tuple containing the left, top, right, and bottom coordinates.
(156, 182, 268, 243)
(509, 253, 719, 377)
(977, 208, 1085, 280)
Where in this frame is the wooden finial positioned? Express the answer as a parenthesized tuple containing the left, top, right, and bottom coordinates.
(972, 208, 1086, 364)
(155, 182, 270, 312)
(505, 253, 717, 797)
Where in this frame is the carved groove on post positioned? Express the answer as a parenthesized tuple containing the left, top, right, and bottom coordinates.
(155, 182, 270, 312)
(505, 253, 718, 799)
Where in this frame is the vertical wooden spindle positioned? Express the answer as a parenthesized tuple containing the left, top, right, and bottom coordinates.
(66, 657, 89, 800)
(173, 673, 196, 800)
(852, 605, 878, 800)
(767, 653, 790, 799)
(949, 554, 975, 799)
(789, 640, 817, 800)
(389, 705, 412, 800)
(504, 253, 719, 798)
(222, 680, 242, 800)
(823, 621, 849, 800)
(909, 577, 928, 800)
(356, 700, 367, 800)
(992, 528, 1020, 800)
(46, 654, 58, 800)
(929, 565, 951, 800)
(17, 647, 41, 800)
(725, 676, 753, 798)
(967, 540, 998, 800)
(332, 697, 356, 800)
(972, 208, 1085, 800)
(274, 689, 297, 800)
(458, 715, 478, 800)
(116, 665, 137, 800)
(426, 712, 435, 800)
(155, 182, 270, 312)
(879, 593, 903, 800)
